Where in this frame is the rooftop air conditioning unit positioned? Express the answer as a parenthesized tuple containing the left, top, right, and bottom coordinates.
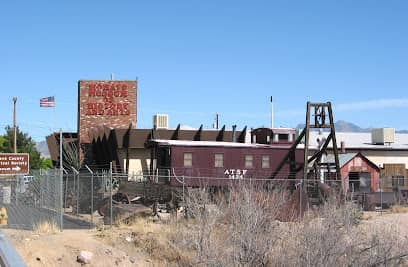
(371, 128, 395, 145)
(153, 114, 169, 129)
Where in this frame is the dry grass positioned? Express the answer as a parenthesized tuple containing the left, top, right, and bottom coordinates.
(33, 220, 59, 235)
(96, 214, 190, 266)
(118, 216, 170, 236)
(361, 211, 377, 220)
(389, 205, 408, 214)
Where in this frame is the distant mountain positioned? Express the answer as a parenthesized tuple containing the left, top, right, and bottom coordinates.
(36, 140, 50, 158)
(334, 120, 370, 132)
(296, 120, 407, 133)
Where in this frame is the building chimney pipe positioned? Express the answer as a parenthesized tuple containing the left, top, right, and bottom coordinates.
(232, 125, 237, 142)
(340, 141, 346, 154)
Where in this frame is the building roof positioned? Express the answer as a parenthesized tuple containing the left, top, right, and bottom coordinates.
(90, 125, 249, 149)
(308, 131, 408, 150)
(271, 128, 296, 134)
(325, 153, 358, 167)
(151, 139, 293, 149)
(324, 152, 380, 171)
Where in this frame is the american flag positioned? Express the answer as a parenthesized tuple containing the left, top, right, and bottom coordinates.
(40, 96, 55, 107)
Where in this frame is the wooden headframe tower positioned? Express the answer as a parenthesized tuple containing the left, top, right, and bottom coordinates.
(270, 101, 341, 199)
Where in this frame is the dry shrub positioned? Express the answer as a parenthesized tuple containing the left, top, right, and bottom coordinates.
(274, 200, 408, 267)
(349, 223, 408, 267)
(225, 185, 286, 266)
(166, 185, 408, 267)
(283, 201, 361, 266)
(33, 220, 59, 234)
(170, 184, 288, 267)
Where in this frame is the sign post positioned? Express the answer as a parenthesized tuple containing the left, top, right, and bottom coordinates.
(0, 153, 30, 175)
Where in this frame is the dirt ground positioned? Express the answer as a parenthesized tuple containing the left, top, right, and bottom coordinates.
(3, 210, 408, 267)
(3, 227, 152, 267)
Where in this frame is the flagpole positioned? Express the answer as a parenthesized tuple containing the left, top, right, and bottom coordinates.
(52, 106, 55, 132)
(53, 95, 56, 132)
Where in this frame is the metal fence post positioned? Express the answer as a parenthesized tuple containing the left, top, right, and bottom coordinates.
(85, 165, 94, 227)
(71, 167, 79, 215)
(299, 179, 302, 219)
(109, 162, 113, 227)
(15, 176, 19, 206)
(59, 129, 64, 231)
(59, 169, 64, 231)
(380, 178, 383, 215)
(182, 176, 185, 205)
(63, 168, 68, 213)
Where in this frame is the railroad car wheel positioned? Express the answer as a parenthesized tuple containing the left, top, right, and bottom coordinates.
(112, 192, 131, 204)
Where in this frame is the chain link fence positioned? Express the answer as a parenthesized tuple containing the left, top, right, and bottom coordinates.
(2, 168, 408, 230)
(0, 169, 62, 230)
(62, 169, 115, 227)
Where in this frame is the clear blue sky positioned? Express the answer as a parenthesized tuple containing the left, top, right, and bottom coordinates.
(1, 1, 407, 141)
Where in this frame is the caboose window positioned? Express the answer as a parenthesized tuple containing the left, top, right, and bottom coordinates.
(214, 153, 224, 168)
(184, 153, 193, 167)
(262, 155, 270, 168)
(245, 155, 253, 168)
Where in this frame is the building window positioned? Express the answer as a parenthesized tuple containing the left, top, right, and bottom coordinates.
(245, 155, 253, 168)
(262, 155, 270, 168)
(215, 153, 224, 168)
(184, 153, 192, 167)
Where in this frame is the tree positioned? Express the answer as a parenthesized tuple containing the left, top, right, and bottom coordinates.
(40, 158, 53, 169)
(0, 136, 5, 151)
(0, 126, 45, 170)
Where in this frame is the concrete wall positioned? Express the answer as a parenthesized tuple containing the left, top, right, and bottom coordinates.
(358, 150, 408, 168)
(116, 148, 151, 175)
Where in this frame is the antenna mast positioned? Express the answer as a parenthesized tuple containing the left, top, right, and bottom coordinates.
(270, 96, 274, 128)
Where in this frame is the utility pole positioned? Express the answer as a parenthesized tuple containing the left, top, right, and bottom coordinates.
(13, 97, 17, 153)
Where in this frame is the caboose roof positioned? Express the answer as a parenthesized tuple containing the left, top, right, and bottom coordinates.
(151, 139, 293, 149)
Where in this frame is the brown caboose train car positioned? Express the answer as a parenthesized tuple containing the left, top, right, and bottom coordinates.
(150, 139, 304, 187)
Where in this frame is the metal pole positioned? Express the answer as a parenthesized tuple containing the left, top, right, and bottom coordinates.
(12, 98, 18, 210)
(380, 178, 383, 215)
(299, 180, 302, 219)
(182, 176, 185, 204)
(91, 171, 94, 225)
(71, 167, 79, 215)
(270, 96, 274, 129)
(63, 168, 68, 213)
(110, 162, 113, 227)
(85, 165, 94, 227)
(59, 129, 64, 231)
(77, 172, 79, 215)
(13, 97, 17, 153)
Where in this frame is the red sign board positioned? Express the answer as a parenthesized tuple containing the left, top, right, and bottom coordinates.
(0, 153, 29, 175)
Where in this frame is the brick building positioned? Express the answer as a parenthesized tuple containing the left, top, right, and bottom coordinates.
(77, 80, 137, 164)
